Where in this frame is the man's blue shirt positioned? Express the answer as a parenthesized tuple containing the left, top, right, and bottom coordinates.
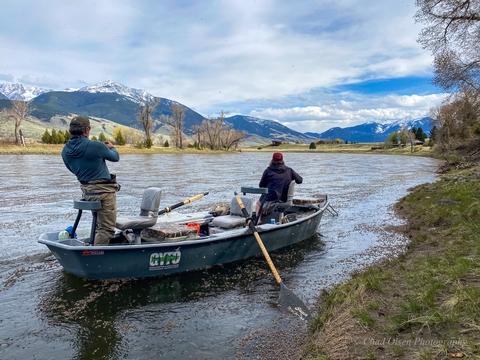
(61, 136, 119, 183)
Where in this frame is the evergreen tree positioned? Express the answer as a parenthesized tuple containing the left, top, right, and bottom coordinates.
(114, 128, 126, 145)
(98, 132, 107, 142)
(51, 129, 59, 144)
(309, 142, 316, 149)
(41, 129, 51, 144)
(428, 126, 437, 146)
(415, 127, 427, 142)
(145, 137, 153, 148)
(63, 130, 70, 143)
(385, 132, 400, 145)
(57, 130, 66, 144)
(164, 140, 169, 147)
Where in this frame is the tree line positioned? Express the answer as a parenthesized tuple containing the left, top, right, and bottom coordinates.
(2, 94, 245, 151)
(384, 126, 430, 152)
(41, 129, 71, 144)
(138, 102, 245, 150)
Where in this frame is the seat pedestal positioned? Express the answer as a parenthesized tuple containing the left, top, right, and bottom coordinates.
(72, 200, 102, 245)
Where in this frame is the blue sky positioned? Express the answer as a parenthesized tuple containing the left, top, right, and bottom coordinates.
(0, 0, 446, 132)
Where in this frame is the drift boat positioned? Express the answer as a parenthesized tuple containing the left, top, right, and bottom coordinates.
(38, 187, 329, 280)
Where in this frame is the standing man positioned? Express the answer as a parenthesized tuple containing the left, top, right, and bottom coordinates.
(62, 116, 120, 245)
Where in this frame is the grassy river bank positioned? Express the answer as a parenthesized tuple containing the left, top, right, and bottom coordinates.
(304, 163, 480, 359)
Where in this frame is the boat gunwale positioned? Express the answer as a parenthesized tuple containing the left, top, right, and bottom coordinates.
(38, 201, 328, 251)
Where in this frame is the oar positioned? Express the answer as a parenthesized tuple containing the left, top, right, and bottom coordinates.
(158, 192, 209, 215)
(235, 195, 311, 321)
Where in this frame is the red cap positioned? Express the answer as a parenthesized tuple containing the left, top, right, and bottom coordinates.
(272, 152, 283, 161)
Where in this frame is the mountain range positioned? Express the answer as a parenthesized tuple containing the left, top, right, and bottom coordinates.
(0, 80, 434, 143)
(306, 117, 434, 142)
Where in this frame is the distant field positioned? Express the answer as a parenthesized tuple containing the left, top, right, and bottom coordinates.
(242, 143, 434, 156)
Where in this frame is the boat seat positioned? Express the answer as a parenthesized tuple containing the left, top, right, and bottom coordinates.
(210, 196, 254, 229)
(116, 187, 162, 231)
(116, 216, 158, 230)
(74, 200, 102, 211)
(210, 215, 246, 229)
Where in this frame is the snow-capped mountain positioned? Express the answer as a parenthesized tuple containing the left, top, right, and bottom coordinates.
(306, 117, 434, 142)
(0, 82, 50, 101)
(79, 80, 156, 104)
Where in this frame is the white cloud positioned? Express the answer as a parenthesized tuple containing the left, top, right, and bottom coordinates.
(0, 0, 434, 112)
(251, 93, 448, 132)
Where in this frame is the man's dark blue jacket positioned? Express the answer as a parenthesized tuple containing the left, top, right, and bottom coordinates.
(62, 136, 119, 183)
(259, 162, 303, 202)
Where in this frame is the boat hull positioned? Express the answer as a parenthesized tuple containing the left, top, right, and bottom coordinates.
(39, 205, 325, 280)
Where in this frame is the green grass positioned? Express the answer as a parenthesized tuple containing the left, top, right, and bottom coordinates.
(305, 164, 480, 359)
(352, 308, 376, 328)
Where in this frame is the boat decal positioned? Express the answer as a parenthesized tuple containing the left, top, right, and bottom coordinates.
(149, 248, 181, 270)
(81, 250, 104, 256)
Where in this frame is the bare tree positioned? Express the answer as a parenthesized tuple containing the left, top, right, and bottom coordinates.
(197, 112, 245, 150)
(219, 125, 245, 150)
(198, 117, 224, 150)
(191, 124, 202, 149)
(431, 89, 480, 151)
(416, 0, 480, 91)
(408, 130, 416, 153)
(138, 101, 157, 148)
(9, 100, 30, 146)
(169, 103, 185, 149)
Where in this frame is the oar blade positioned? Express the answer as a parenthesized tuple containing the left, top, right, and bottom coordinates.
(278, 282, 311, 321)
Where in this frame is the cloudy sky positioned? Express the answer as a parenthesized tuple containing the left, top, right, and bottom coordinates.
(0, 0, 446, 132)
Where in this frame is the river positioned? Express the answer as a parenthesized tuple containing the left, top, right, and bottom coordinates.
(0, 152, 438, 359)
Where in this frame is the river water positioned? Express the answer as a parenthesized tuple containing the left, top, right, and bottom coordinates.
(0, 153, 438, 359)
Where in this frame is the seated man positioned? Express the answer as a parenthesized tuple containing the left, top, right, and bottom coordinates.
(257, 152, 303, 222)
(61, 116, 120, 245)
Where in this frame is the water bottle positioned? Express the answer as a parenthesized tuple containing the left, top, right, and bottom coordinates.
(57, 230, 70, 240)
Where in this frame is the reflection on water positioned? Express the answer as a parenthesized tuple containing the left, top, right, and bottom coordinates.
(0, 153, 438, 359)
